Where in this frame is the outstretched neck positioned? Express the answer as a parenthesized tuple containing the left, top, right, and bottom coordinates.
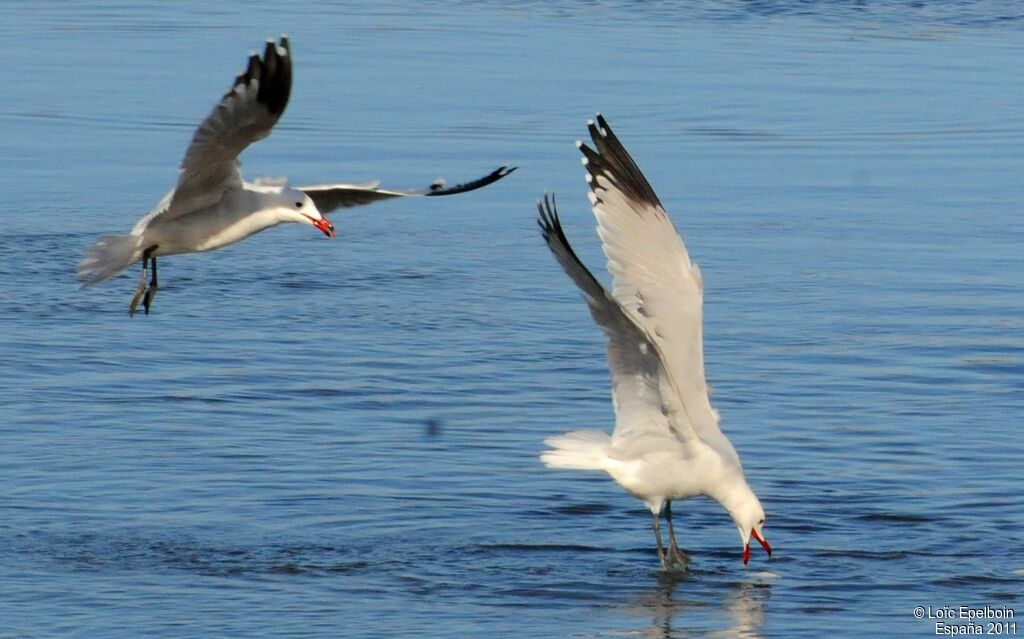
(711, 474, 760, 522)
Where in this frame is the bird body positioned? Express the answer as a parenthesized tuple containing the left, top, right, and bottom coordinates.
(543, 430, 757, 523)
(130, 182, 318, 257)
(538, 115, 771, 569)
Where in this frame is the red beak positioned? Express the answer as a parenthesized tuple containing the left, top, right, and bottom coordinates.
(744, 529, 772, 565)
(306, 215, 336, 238)
(752, 529, 772, 557)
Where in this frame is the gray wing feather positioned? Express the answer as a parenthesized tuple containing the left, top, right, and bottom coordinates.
(162, 37, 292, 221)
(580, 115, 735, 462)
(537, 194, 698, 450)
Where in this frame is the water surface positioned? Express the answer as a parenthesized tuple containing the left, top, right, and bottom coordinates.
(2, 2, 1023, 637)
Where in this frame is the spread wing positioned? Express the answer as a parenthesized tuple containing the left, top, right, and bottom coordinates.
(300, 166, 516, 214)
(579, 114, 737, 463)
(161, 36, 293, 221)
(537, 195, 700, 452)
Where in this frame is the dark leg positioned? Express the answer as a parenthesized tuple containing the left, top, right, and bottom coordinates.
(128, 247, 157, 317)
(129, 255, 149, 317)
(665, 501, 690, 566)
(142, 255, 158, 315)
(652, 509, 669, 570)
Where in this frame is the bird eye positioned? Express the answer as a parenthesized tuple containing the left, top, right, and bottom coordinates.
(295, 201, 304, 208)
(759, 519, 764, 525)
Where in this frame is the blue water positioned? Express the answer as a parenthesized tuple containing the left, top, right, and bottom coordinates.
(2, 2, 1023, 637)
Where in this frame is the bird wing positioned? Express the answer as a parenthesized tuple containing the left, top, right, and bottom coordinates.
(578, 115, 737, 463)
(160, 37, 293, 222)
(537, 194, 700, 452)
(299, 166, 516, 214)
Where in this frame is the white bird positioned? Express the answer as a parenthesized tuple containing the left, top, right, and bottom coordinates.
(77, 36, 515, 316)
(537, 115, 771, 570)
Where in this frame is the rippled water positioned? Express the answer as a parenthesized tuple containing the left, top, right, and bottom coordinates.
(2, 2, 1023, 637)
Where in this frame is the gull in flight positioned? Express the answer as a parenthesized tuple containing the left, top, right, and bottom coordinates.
(537, 115, 771, 570)
(77, 36, 515, 316)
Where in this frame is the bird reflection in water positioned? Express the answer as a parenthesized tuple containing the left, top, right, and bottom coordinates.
(623, 572, 771, 639)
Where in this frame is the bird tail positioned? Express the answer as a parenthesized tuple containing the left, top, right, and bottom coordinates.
(76, 234, 143, 286)
(540, 430, 611, 471)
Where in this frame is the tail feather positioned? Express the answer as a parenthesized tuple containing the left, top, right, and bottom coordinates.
(77, 235, 142, 286)
(540, 430, 611, 471)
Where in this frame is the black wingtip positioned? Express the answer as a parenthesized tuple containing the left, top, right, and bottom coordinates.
(536, 192, 591, 276)
(227, 37, 292, 117)
(256, 36, 292, 116)
(245, 53, 261, 81)
(422, 165, 517, 197)
(578, 141, 600, 165)
(578, 113, 663, 210)
(536, 192, 562, 243)
(261, 39, 280, 83)
(536, 201, 550, 235)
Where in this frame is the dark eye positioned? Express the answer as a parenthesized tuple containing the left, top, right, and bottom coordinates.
(295, 201, 304, 208)
(759, 519, 764, 525)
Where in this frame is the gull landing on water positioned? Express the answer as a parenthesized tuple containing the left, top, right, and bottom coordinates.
(76, 36, 515, 316)
(537, 115, 771, 570)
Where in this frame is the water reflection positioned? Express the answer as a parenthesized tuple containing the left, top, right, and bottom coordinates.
(623, 571, 771, 638)
(714, 582, 771, 639)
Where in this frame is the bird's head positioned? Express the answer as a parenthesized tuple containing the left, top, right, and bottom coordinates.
(279, 186, 334, 238)
(732, 498, 771, 566)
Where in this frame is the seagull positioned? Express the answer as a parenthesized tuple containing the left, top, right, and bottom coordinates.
(537, 115, 771, 570)
(77, 36, 515, 316)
